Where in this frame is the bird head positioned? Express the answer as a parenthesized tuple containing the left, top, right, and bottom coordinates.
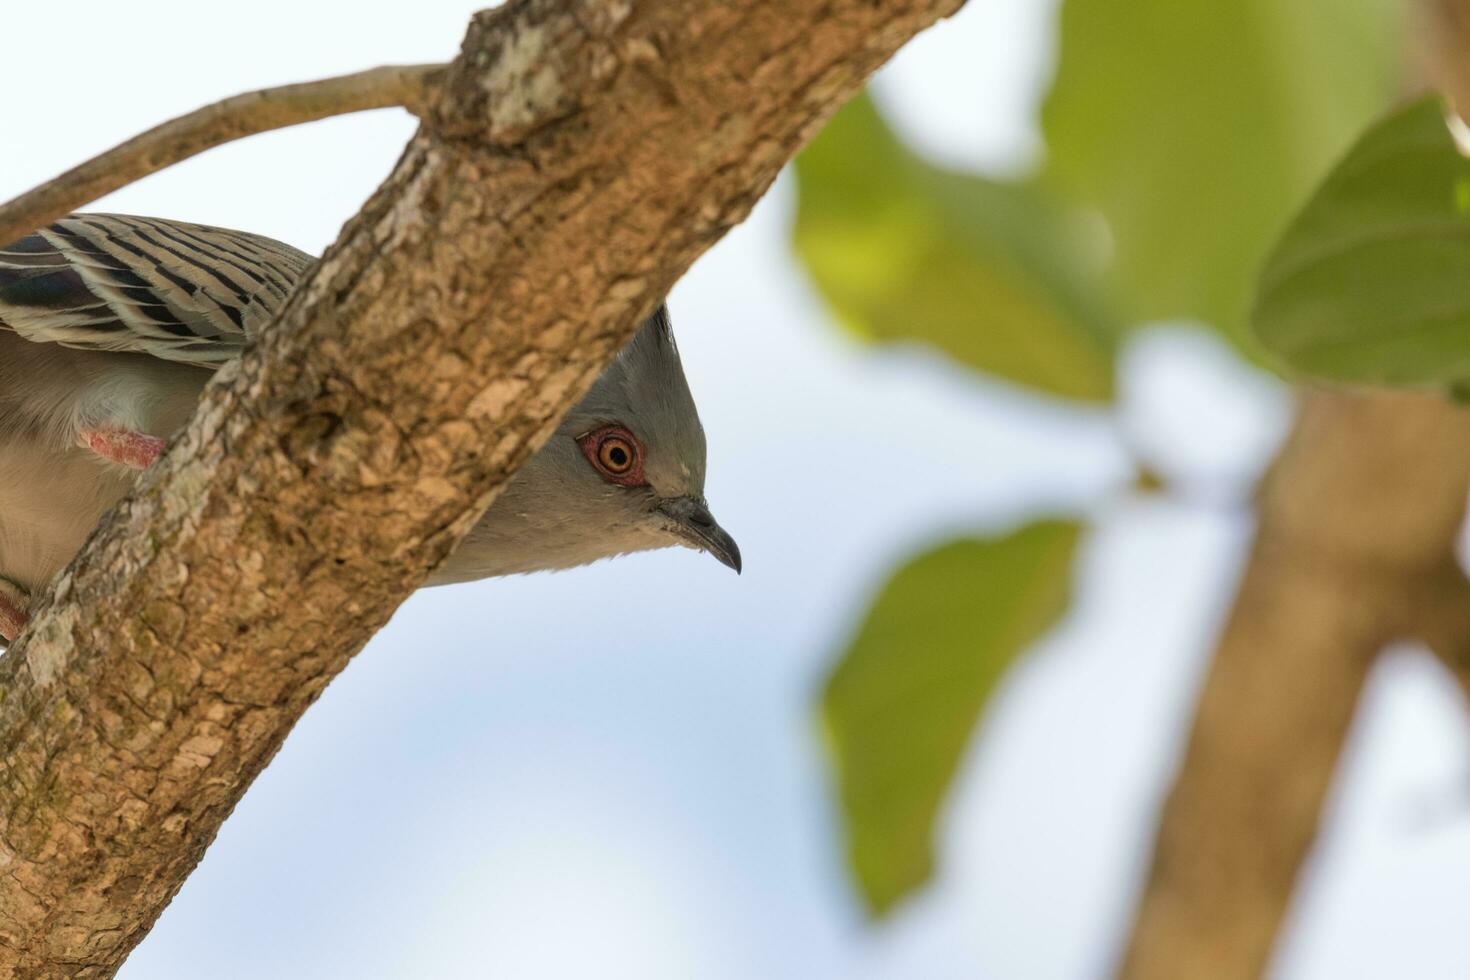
(433, 304, 740, 583)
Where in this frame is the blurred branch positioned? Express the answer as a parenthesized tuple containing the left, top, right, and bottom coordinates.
(1415, 558, 1470, 699)
(0, 0, 965, 973)
(0, 63, 446, 246)
(1118, 390, 1470, 980)
(1418, 0, 1470, 119)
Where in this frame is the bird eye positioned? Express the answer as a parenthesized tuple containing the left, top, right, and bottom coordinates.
(576, 425, 647, 486)
(598, 437, 635, 474)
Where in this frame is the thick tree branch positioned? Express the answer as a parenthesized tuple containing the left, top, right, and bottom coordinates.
(0, 63, 446, 248)
(0, 0, 964, 974)
(1117, 390, 1470, 980)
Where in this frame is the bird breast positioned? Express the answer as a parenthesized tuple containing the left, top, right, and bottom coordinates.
(0, 333, 206, 590)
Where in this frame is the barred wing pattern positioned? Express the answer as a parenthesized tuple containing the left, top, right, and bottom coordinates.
(0, 214, 314, 368)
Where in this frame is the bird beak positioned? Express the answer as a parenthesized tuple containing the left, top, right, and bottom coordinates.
(658, 497, 742, 574)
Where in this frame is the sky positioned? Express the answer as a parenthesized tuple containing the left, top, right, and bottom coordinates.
(6, 2, 1470, 978)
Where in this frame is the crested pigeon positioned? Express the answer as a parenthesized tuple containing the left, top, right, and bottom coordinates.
(0, 213, 739, 642)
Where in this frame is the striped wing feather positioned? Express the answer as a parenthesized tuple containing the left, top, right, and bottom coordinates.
(0, 213, 314, 368)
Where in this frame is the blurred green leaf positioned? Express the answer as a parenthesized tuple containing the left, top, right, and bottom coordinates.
(821, 520, 1082, 917)
(1042, 0, 1399, 353)
(1254, 98, 1470, 387)
(793, 93, 1116, 402)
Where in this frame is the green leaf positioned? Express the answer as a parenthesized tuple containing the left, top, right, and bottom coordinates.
(1041, 0, 1400, 353)
(793, 93, 1116, 402)
(820, 520, 1083, 917)
(1254, 97, 1470, 387)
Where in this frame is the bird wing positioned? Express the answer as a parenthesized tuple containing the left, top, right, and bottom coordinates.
(0, 213, 314, 368)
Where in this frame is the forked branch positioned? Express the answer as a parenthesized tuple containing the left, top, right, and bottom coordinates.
(1118, 391, 1470, 980)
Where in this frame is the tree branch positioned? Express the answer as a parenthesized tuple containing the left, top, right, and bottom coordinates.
(0, 0, 965, 973)
(1414, 558, 1470, 701)
(1417, 0, 1470, 119)
(1117, 390, 1470, 980)
(1119, 9, 1470, 973)
(0, 63, 446, 247)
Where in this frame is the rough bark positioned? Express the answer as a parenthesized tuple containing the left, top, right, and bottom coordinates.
(0, 64, 446, 249)
(1117, 390, 1470, 980)
(0, 0, 965, 974)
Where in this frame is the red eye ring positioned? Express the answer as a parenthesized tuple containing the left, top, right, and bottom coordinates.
(577, 424, 647, 486)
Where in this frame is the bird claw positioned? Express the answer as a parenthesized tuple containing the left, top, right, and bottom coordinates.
(0, 579, 30, 644)
(80, 427, 166, 469)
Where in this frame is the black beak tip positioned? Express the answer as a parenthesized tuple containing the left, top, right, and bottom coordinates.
(710, 530, 742, 575)
(725, 542, 743, 575)
(665, 498, 742, 575)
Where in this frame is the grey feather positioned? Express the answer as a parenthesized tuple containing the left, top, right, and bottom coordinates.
(0, 214, 736, 620)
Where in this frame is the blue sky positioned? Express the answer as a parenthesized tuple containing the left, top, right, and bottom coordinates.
(7, 2, 1470, 978)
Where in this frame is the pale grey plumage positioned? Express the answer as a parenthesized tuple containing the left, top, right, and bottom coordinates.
(0, 214, 737, 635)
